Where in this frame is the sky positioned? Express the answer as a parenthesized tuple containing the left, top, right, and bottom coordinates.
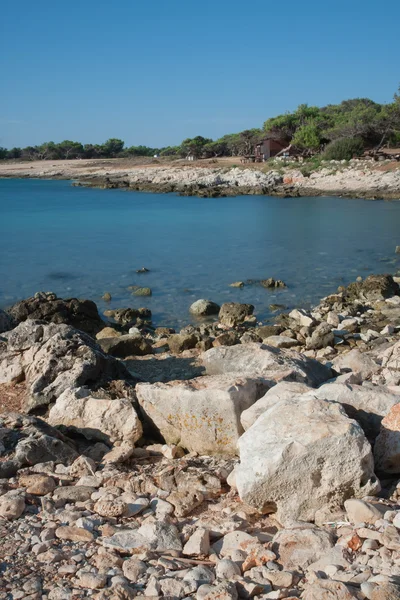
(1, 0, 399, 149)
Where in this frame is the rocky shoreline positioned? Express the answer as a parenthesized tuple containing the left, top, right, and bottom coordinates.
(1, 158, 400, 200)
(2, 274, 400, 598)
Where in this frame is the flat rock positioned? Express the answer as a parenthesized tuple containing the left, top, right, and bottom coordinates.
(264, 335, 298, 349)
(97, 334, 152, 357)
(272, 527, 334, 569)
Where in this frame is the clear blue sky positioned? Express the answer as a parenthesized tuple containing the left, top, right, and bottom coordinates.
(1, 0, 399, 149)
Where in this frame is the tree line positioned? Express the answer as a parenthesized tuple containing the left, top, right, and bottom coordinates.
(1, 88, 399, 162)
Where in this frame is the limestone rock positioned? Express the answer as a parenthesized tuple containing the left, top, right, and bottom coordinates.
(168, 333, 198, 353)
(241, 381, 312, 430)
(183, 528, 210, 556)
(218, 303, 254, 327)
(302, 579, 355, 599)
(55, 526, 94, 542)
(0, 493, 25, 520)
(236, 397, 379, 524)
(0, 320, 129, 411)
(190, 299, 220, 317)
(374, 403, 400, 474)
(332, 349, 380, 380)
(306, 322, 335, 350)
(19, 474, 56, 495)
(0, 308, 15, 333)
(48, 387, 143, 444)
(344, 274, 400, 303)
(344, 499, 384, 525)
(202, 343, 332, 387)
(264, 335, 298, 349)
(97, 334, 152, 357)
(272, 527, 334, 569)
(136, 375, 269, 456)
(7, 292, 103, 336)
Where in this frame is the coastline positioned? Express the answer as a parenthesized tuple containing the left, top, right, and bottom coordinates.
(1, 156, 400, 200)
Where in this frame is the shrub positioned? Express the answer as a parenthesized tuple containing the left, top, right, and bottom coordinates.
(323, 137, 365, 161)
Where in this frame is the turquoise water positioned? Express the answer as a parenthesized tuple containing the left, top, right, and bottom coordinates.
(1, 178, 400, 328)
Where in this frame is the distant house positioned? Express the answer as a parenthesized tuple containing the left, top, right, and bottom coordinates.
(254, 138, 290, 161)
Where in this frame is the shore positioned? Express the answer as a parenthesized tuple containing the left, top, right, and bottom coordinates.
(1, 156, 400, 199)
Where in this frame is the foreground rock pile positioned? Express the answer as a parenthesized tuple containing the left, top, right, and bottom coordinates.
(2, 273, 400, 598)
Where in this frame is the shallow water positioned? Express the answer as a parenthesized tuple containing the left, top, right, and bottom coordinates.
(1, 178, 400, 328)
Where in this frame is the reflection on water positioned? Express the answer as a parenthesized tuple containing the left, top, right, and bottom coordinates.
(0, 179, 400, 328)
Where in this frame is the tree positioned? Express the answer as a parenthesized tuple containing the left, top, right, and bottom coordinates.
(101, 138, 125, 157)
(180, 136, 213, 158)
(57, 140, 83, 159)
(323, 137, 365, 161)
(292, 123, 322, 150)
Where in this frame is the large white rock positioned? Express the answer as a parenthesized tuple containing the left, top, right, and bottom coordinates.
(332, 349, 380, 379)
(136, 375, 269, 456)
(305, 382, 400, 439)
(48, 387, 142, 444)
(201, 343, 332, 387)
(0, 320, 127, 411)
(236, 397, 379, 524)
(241, 381, 312, 430)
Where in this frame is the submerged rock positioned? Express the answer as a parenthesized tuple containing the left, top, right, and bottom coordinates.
(236, 397, 379, 523)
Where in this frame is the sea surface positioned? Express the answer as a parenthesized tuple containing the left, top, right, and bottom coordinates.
(1, 178, 400, 328)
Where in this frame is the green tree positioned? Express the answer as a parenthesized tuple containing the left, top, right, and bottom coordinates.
(101, 138, 125, 157)
(292, 123, 322, 150)
(180, 136, 213, 158)
(57, 140, 84, 159)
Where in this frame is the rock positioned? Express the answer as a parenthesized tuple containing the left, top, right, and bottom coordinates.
(0, 308, 15, 333)
(302, 579, 355, 599)
(0, 412, 78, 478)
(374, 403, 400, 473)
(106, 307, 151, 326)
(344, 499, 384, 525)
(168, 333, 198, 353)
(264, 335, 298, 349)
(212, 531, 258, 557)
(190, 299, 221, 316)
(122, 558, 147, 582)
(272, 527, 334, 569)
(136, 374, 268, 456)
(48, 387, 143, 445)
(240, 381, 312, 430)
(236, 397, 379, 524)
(183, 528, 210, 556)
(260, 278, 286, 288)
(55, 526, 94, 542)
(97, 334, 152, 357)
(94, 498, 128, 517)
(184, 566, 215, 585)
(198, 581, 238, 600)
(255, 325, 284, 339)
(306, 382, 400, 440)
(132, 287, 152, 296)
(218, 303, 254, 327)
(101, 441, 135, 465)
(202, 343, 332, 387)
(230, 282, 244, 288)
(345, 274, 400, 303)
(362, 582, 400, 600)
(19, 474, 56, 495)
(96, 327, 121, 339)
(0, 492, 25, 519)
(332, 349, 380, 380)
(289, 309, 314, 327)
(52, 486, 95, 505)
(0, 320, 129, 411)
(306, 322, 335, 350)
(213, 332, 239, 347)
(215, 559, 241, 579)
(78, 572, 107, 589)
(104, 521, 182, 553)
(101, 292, 112, 302)
(7, 293, 103, 336)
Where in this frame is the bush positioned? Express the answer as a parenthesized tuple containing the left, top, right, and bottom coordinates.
(323, 137, 365, 161)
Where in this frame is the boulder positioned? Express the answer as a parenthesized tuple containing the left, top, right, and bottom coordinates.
(201, 343, 332, 387)
(132, 287, 152, 296)
(189, 299, 220, 317)
(218, 303, 254, 327)
(0, 412, 78, 478)
(260, 278, 286, 288)
(105, 307, 151, 327)
(136, 375, 269, 456)
(7, 292, 103, 336)
(332, 349, 380, 380)
(344, 274, 400, 303)
(48, 387, 143, 444)
(272, 527, 334, 569)
(0, 320, 129, 411)
(168, 333, 198, 354)
(241, 381, 312, 430)
(306, 322, 335, 350)
(306, 382, 400, 440)
(289, 308, 315, 328)
(236, 397, 379, 524)
(97, 334, 152, 357)
(0, 308, 15, 334)
(374, 404, 400, 474)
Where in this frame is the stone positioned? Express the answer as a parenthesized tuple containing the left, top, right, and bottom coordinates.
(261, 278, 286, 289)
(53, 485, 95, 505)
(136, 374, 268, 456)
(0, 308, 15, 333)
(241, 381, 311, 430)
(122, 558, 147, 582)
(94, 498, 128, 517)
(190, 299, 221, 316)
(98, 334, 152, 357)
(289, 309, 314, 327)
(332, 349, 380, 380)
(168, 333, 198, 353)
(306, 322, 335, 350)
(202, 343, 332, 387)
(230, 282, 244, 288)
(345, 274, 400, 303)
(19, 474, 56, 495)
(103, 521, 182, 553)
(0, 492, 25, 519)
(184, 566, 215, 585)
(264, 335, 298, 349)
(215, 559, 241, 579)
(78, 572, 107, 589)
(0, 320, 129, 411)
(7, 293, 103, 336)
(305, 382, 400, 440)
(218, 303, 254, 327)
(362, 582, 400, 599)
(96, 327, 121, 340)
(183, 528, 210, 556)
(272, 527, 334, 569)
(212, 531, 258, 557)
(55, 526, 94, 542)
(213, 332, 239, 347)
(132, 287, 152, 296)
(198, 581, 238, 600)
(48, 387, 143, 445)
(344, 499, 384, 525)
(302, 579, 355, 599)
(236, 397, 379, 524)
(374, 403, 400, 473)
